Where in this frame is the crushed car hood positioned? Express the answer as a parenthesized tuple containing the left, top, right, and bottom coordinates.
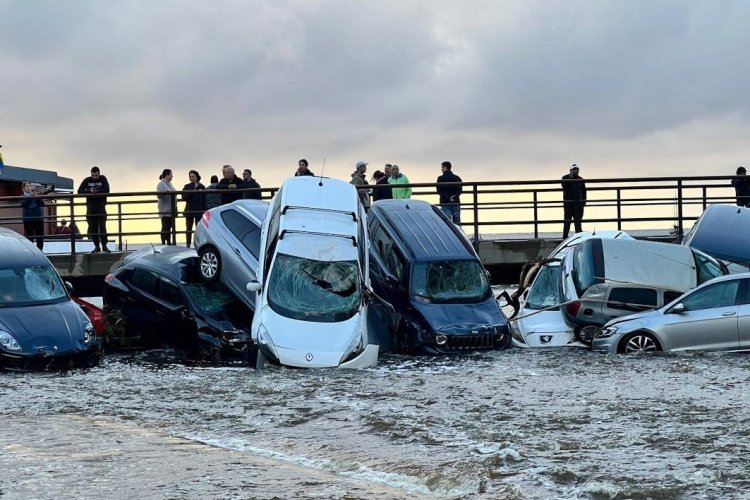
(0, 301, 88, 355)
(413, 299, 507, 333)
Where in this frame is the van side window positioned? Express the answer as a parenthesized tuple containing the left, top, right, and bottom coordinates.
(131, 268, 159, 296)
(371, 225, 393, 263)
(607, 287, 657, 312)
(386, 250, 405, 280)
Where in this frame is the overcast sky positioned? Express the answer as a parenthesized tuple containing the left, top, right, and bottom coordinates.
(2, 0, 749, 191)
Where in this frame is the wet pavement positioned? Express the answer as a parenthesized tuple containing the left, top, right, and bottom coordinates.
(2, 348, 750, 499)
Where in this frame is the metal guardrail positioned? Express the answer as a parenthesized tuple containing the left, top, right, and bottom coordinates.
(0, 175, 742, 255)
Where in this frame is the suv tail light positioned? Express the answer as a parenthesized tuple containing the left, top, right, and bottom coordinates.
(566, 301, 581, 317)
(201, 210, 211, 227)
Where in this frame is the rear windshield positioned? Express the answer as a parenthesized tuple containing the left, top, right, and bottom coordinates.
(411, 260, 491, 304)
(572, 239, 604, 296)
(692, 249, 725, 284)
(525, 264, 561, 310)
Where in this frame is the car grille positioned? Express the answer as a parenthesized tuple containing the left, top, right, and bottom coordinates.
(445, 334, 495, 350)
(0, 348, 101, 371)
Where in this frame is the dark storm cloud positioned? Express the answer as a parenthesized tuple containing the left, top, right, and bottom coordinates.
(1, 0, 749, 185)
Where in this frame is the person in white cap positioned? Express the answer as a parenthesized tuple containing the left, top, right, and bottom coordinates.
(561, 163, 587, 238)
(350, 161, 370, 208)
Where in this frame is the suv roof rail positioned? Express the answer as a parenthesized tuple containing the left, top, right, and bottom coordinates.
(279, 229, 357, 246)
(281, 205, 357, 222)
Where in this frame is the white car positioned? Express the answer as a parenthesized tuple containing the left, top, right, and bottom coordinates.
(247, 176, 380, 369)
(512, 231, 632, 348)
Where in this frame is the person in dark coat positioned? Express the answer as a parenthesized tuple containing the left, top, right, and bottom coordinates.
(182, 170, 206, 247)
(205, 175, 221, 209)
(77, 166, 111, 253)
(242, 169, 262, 199)
(371, 170, 393, 202)
(436, 161, 463, 225)
(561, 163, 587, 239)
(20, 182, 45, 250)
(295, 158, 315, 177)
(731, 166, 750, 207)
(216, 165, 246, 205)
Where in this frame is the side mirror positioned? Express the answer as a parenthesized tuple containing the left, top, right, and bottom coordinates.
(246, 280, 262, 292)
(65, 281, 74, 293)
(178, 306, 194, 320)
(669, 303, 686, 314)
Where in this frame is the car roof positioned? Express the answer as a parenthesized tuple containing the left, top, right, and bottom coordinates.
(550, 230, 632, 258)
(0, 228, 51, 267)
(121, 246, 198, 282)
(597, 238, 697, 290)
(682, 204, 750, 264)
(370, 199, 475, 260)
(211, 199, 268, 223)
(276, 177, 361, 260)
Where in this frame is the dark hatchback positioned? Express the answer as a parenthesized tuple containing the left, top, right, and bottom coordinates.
(0, 228, 100, 371)
(103, 246, 256, 364)
(367, 200, 511, 354)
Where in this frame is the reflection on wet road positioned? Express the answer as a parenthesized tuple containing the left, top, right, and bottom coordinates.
(2, 349, 749, 498)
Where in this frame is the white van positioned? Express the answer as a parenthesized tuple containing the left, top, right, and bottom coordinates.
(247, 176, 379, 368)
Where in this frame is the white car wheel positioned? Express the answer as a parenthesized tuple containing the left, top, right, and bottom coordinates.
(199, 247, 221, 282)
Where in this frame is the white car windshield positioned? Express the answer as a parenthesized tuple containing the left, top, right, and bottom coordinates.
(268, 253, 361, 322)
(411, 260, 490, 303)
(0, 266, 67, 306)
(525, 264, 561, 310)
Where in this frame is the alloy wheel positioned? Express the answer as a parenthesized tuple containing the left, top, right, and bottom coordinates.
(624, 334, 658, 354)
(200, 252, 219, 279)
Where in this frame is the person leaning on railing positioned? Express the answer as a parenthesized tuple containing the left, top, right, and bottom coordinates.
(157, 169, 177, 246)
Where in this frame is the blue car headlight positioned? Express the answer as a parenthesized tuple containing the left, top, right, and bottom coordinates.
(597, 326, 618, 339)
(83, 323, 96, 345)
(0, 330, 22, 352)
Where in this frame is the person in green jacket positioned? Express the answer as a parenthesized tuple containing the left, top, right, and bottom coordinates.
(388, 164, 412, 199)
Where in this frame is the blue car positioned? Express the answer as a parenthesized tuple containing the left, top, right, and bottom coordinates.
(367, 200, 511, 354)
(0, 228, 100, 370)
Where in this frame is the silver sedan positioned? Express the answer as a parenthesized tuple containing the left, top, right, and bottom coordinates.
(193, 200, 268, 310)
(592, 273, 750, 354)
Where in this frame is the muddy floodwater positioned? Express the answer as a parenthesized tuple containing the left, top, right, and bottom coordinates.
(2, 348, 750, 499)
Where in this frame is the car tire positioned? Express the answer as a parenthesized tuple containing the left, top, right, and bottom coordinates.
(199, 246, 222, 282)
(574, 324, 600, 346)
(619, 331, 661, 354)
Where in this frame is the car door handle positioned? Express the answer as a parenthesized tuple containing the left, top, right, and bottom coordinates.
(233, 247, 241, 255)
(722, 311, 737, 316)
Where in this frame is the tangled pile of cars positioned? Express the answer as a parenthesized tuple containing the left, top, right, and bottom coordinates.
(99, 176, 511, 370)
(3, 180, 749, 371)
(511, 203, 750, 354)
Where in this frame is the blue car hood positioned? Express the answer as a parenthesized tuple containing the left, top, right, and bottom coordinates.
(412, 298, 507, 333)
(0, 300, 88, 355)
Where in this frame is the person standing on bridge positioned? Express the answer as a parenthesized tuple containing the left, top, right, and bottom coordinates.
(731, 166, 750, 207)
(217, 165, 245, 205)
(388, 165, 412, 199)
(182, 170, 206, 247)
(436, 161, 462, 225)
(295, 158, 315, 177)
(157, 169, 176, 245)
(561, 163, 587, 239)
(242, 169, 262, 199)
(20, 182, 45, 251)
(77, 166, 111, 253)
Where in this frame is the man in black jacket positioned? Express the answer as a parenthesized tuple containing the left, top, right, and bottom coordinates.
(436, 161, 462, 225)
(242, 169, 262, 200)
(217, 165, 246, 205)
(561, 163, 587, 238)
(77, 166, 111, 253)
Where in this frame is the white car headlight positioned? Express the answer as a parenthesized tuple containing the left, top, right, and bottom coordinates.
(83, 323, 96, 345)
(340, 334, 365, 364)
(597, 326, 618, 339)
(0, 330, 22, 351)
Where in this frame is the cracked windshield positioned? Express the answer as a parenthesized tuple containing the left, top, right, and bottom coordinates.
(0, 266, 66, 306)
(411, 260, 490, 303)
(525, 264, 561, 310)
(268, 253, 360, 322)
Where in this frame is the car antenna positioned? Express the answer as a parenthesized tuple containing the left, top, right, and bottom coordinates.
(319, 157, 326, 186)
(150, 243, 160, 254)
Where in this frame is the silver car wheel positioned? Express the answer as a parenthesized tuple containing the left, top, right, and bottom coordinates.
(624, 333, 658, 354)
(200, 251, 219, 280)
